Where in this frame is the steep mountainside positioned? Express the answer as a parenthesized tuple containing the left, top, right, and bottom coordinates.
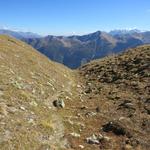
(0, 35, 77, 149)
(78, 45, 150, 150)
(23, 31, 150, 68)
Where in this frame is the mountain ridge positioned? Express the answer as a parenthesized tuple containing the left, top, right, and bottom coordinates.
(0, 29, 42, 39)
(23, 30, 148, 68)
(1, 29, 150, 69)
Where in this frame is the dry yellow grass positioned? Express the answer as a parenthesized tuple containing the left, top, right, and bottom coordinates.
(0, 35, 77, 150)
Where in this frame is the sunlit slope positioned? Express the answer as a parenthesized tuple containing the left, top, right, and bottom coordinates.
(0, 35, 75, 149)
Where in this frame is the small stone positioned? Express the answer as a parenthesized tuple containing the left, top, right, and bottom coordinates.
(85, 111, 97, 117)
(86, 134, 100, 144)
(7, 107, 17, 114)
(32, 89, 36, 94)
(70, 132, 81, 138)
(96, 133, 111, 142)
(30, 101, 38, 107)
(125, 144, 133, 150)
(65, 96, 71, 100)
(77, 85, 81, 88)
(79, 145, 84, 149)
(20, 106, 26, 111)
(28, 118, 34, 124)
(118, 100, 135, 110)
(47, 81, 53, 86)
(103, 135, 111, 142)
(53, 99, 65, 108)
(64, 74, 67, 77)
(41, 90, 45, 95)
(80, 106, 88, 110)
(77, 113, 81, 117)
(12, 81, 23, 89)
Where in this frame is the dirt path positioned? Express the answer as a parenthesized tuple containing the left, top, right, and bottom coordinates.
(47, 78, 76, 149)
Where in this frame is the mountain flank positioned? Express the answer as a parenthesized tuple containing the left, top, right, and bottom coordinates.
(77, 45, 150, 149)
(0, 35, 77, 149)
(22, 30, 150, 68)
(1, 29, 150, 69)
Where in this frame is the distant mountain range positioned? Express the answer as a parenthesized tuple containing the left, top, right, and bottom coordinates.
(109, 29, 143, 35)
(0, 29, 150, 68)
(0, 29, 41, 39)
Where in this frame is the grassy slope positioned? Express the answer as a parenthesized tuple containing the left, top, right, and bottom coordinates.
(0, 35, 77, 150)
(77, 45, 150, 150)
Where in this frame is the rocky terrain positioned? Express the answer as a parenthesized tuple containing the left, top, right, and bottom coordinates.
(78, 45, 150, 149)
(0, 35, 149, 150)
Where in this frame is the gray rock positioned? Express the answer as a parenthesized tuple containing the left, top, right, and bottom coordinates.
(85, 111, 97, 117)
(53, 99, 65, 108)
(102, 121, 131, 137)
(86, 134, 100, 144)
(118, 100, 135, 110)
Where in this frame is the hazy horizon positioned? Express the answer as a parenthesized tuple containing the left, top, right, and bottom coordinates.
(0, 27, 148, 37)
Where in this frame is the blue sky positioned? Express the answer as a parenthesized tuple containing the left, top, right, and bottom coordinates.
(0, 0, 150, 35)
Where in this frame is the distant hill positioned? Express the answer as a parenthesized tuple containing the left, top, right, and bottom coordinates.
(0, 29, 41, 39)
(23, 30, 150, 68)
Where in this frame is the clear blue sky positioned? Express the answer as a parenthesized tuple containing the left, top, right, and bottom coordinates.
(0, 0, 150, 35)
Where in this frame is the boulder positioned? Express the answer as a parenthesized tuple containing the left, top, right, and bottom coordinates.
(102, 121, 131, 137)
